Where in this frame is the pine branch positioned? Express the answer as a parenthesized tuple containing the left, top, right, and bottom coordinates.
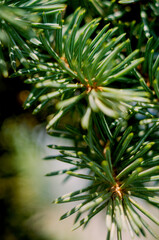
(21, 8, 151, 130)
(1, 1, 159, 239)
(46, 120, 159, 238)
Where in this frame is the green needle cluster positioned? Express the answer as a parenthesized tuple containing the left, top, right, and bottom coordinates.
(22, 8, 150, 129)
(45, 118, 159, 239)
(0, 0, 66, 76)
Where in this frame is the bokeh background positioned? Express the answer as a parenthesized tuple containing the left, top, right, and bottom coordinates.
(0, 56, 159, 240)
(0, 72, 108, 240)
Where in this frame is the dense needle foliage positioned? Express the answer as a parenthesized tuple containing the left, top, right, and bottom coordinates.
(1, 0, 159, 239)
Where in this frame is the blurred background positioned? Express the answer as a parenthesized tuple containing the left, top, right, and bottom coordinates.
(0, 66, 158, 240)
(0, 72, 108, 240)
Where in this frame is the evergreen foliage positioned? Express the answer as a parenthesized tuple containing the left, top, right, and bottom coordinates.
(1, 0, 159, 239)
